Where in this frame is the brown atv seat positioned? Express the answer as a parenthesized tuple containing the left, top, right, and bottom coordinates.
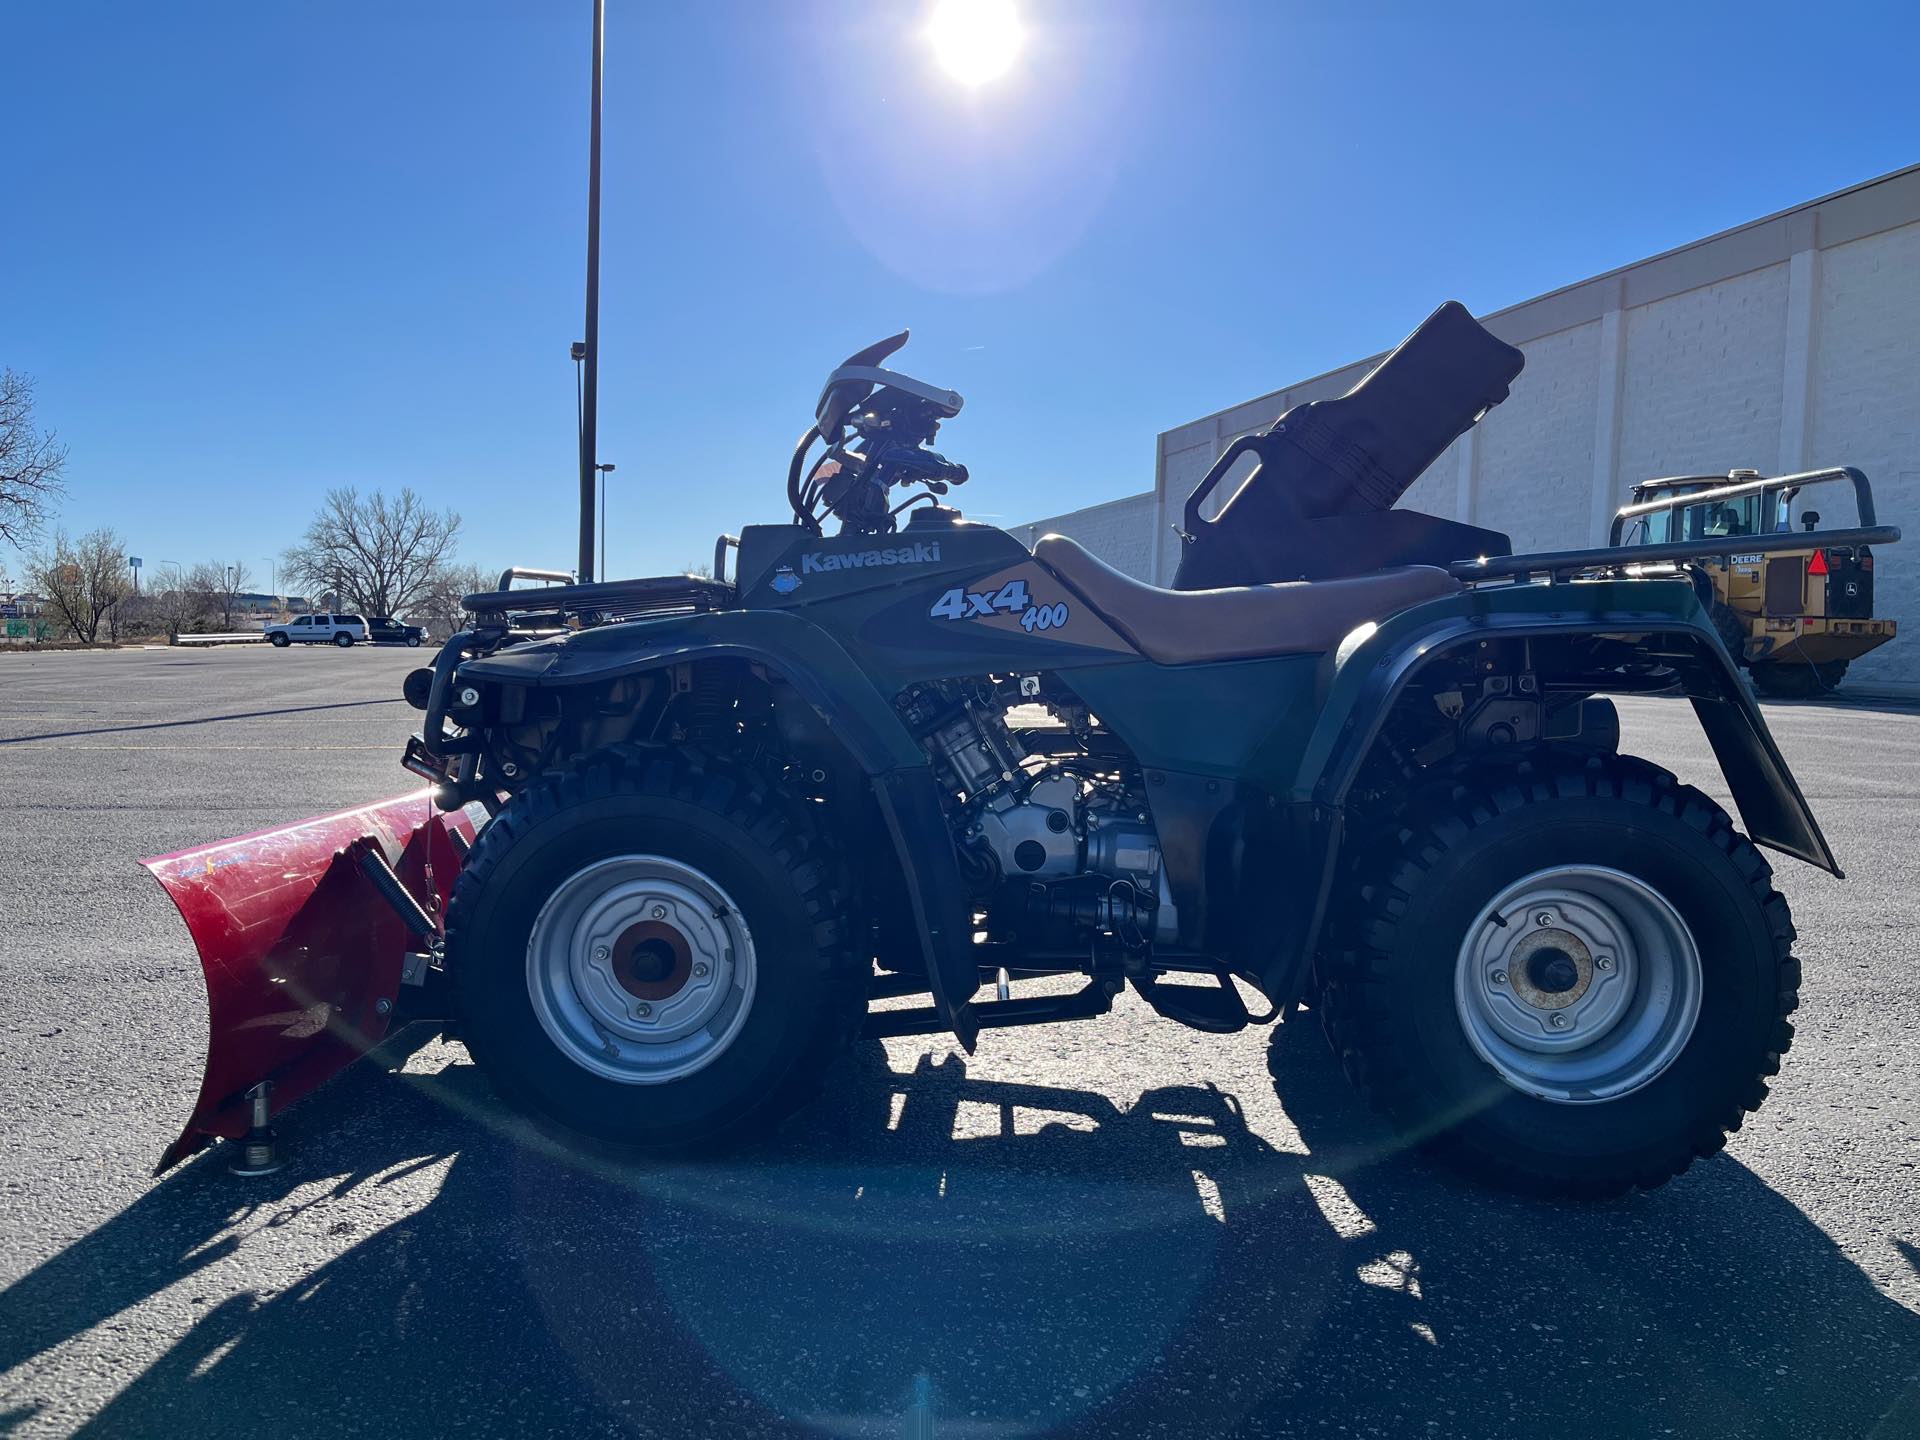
(1033, 534, 1459, 664)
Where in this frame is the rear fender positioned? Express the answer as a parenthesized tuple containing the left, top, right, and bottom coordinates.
(1297, 592, 1835, 869)
(1261, 580, 1838, 1007)
(458, 610, 981, 1041)
(142, 792, 474, 1173)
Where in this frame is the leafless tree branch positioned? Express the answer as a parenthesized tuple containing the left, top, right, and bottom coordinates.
(281, 487, 462, 618)
(0, 369, 68, 547)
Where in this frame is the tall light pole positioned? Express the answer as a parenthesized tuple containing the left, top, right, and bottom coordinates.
(596, 462, 616, 580)
(576, 0, 605, 584)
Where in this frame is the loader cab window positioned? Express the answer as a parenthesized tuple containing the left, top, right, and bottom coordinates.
(1634, 509, 1673, 544)
(1771, 488, 1797, 533)
(1677, 493, 1760, 540)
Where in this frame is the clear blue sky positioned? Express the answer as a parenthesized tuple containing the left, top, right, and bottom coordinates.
(6, 0, 1916, 590)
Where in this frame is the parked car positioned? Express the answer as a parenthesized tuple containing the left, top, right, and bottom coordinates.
(264, 613, 369, 648)
(367, 615, 430, 647)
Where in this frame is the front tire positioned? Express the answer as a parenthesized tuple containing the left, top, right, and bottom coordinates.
(445, 747, 863, 1152)
(270, 633, 289, 648)
(1318, 753, 1798, 1197)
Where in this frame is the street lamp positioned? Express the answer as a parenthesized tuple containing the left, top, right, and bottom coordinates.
(596, 462, 616, 580)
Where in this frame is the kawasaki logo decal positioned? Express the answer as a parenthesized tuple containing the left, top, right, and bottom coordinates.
(800, 542, 942, 575)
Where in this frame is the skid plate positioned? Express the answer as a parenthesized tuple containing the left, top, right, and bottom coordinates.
(142, 791, 473, 1173)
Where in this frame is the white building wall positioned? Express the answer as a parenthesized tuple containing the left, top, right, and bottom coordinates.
(1616, 264, 1789, 488)
(1023, 166, 1920, 690)
(1474, 318, 1603, 553)
(1808, 222, 1920, 688)
(1008, 492, 1159, 577)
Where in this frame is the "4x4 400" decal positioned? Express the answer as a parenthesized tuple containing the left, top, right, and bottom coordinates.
(927, 579, 1069, 632)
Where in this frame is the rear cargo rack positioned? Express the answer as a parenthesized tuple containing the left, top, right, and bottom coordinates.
(463, 573, 735, 623)
(1451, 524, 1901, 585)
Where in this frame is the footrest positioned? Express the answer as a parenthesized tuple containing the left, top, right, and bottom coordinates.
(1131, 972, 1250, 1034)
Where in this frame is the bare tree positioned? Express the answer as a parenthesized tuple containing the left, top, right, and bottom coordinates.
(187, 560, 252, 629)
(0, 370, 67, 547)
(413, 561, 497, 640)
(30, 528, 131, 644)
(281, 488, 462, 619)
(148, 580, 211, 639)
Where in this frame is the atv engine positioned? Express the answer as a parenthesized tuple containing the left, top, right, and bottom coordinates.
(897, 679, 1178, 946)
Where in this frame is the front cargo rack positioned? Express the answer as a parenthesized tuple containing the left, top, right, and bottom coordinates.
(464, 569, 735, 625)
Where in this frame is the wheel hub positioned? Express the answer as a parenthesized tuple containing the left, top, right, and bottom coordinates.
(1509, 930, 1592, 1009)
(611, 922, 692, 1000)
(1455, 866, 1702, 1104)
(526, 856, 756, 1085)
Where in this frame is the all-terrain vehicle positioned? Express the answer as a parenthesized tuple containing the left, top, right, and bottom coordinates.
(1611, 467, 1898, 697)
(143, 303, 1900, 1196)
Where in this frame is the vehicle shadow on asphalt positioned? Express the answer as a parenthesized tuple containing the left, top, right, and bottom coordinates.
(2, 1031, 1917, 1440)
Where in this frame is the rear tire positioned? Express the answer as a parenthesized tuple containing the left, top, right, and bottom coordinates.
(334, 632, 353, 648)
(445, 747, 863, 1152)
(406, 634, 422, 647)
(1318, 752, 1798, 1197)
(1751, 659, 1845, 698)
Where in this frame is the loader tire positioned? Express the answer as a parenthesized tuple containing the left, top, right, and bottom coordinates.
(1317, 752, 1798, 1198)
(445, 746, 863, 1153)
(1751, 659, 1845, 699)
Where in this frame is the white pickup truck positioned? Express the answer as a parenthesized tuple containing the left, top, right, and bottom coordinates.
(264, 613, 369, 648)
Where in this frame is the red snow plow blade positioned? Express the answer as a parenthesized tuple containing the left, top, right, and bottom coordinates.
(142, 791, 474, 1174)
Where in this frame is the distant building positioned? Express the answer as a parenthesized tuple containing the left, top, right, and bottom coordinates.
(232, 592, 311, 614)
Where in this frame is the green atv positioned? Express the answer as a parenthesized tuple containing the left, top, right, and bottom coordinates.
(150, 303, 1897, 1196)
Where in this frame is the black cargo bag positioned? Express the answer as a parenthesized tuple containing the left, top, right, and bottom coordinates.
(1173, 301, 1525, 590)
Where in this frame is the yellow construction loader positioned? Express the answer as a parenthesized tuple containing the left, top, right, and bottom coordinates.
(1612, 468, 1897, 697)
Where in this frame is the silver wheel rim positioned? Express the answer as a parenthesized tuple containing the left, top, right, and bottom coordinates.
(1454, 864, 1701, 1104)
(526, 855, 757, 1085)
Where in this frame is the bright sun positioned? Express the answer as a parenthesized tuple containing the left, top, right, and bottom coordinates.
(927, 0, 1024, 86)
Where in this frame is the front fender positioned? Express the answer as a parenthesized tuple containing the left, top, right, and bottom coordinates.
(459, 610, 982, 1042)
(1294, 578, 1838, 873)
(459, 609, 923, 772)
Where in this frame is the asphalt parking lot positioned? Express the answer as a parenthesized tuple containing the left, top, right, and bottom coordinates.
(0, 644, 1916, 1439)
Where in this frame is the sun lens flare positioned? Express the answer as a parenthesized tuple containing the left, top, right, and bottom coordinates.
(927, 0, 1024, 86)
